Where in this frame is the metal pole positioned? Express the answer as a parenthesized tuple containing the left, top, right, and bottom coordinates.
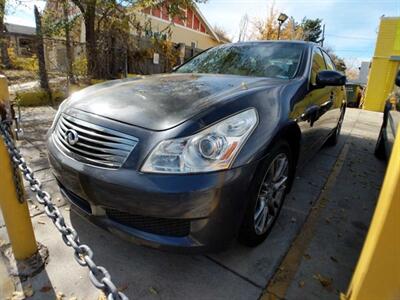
(0, 76, 37, 260)
(278, 22, 282, 40)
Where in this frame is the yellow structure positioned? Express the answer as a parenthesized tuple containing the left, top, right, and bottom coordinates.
(0, 76, 37, 260)
(363, 17, 400, 112)
(342, 123, 400, 300)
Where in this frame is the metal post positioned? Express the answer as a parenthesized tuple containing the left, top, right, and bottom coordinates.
(0, 76, 37, 260)
(321, 24, 325, 47)
(277, 22, 282, 40)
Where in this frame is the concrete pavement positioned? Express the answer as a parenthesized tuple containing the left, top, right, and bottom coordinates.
(0, 107, 386, 299)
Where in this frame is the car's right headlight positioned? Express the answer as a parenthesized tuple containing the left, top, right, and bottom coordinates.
(141, 108, 258, 174)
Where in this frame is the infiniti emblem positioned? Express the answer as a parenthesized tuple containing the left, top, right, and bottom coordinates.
(65, 129, 79, 145)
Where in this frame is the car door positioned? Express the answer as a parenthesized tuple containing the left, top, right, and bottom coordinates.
(294, 47, 331, 165)
(321, 50, 344, 134)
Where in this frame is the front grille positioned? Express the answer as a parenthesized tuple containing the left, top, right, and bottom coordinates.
(106, 208, 191, 237)
(53, 114, 138, 168)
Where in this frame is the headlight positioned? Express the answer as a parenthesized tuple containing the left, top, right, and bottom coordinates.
(141, 108, 258, 174)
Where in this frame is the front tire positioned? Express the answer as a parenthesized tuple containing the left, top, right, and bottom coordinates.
(326, 106, 345, 146)
(238, 141, 293, 247)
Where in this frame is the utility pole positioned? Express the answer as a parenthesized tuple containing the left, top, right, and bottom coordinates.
(277, 13, 288, 40)
(320, 24, 325, 47)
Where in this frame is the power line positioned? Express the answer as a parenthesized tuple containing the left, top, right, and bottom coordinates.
(204, 0, 398, 3)
(325, 34, 376, 41)
(334, 49, 374, 53)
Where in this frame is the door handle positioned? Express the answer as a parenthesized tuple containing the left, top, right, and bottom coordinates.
(301, 105, 320, 126)
(321, 99, 333, 111)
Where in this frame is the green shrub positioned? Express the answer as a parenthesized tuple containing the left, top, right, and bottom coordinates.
(8, 48, 38, 72)
(72, 56, 87, 77)
(16, 89, 66, 107)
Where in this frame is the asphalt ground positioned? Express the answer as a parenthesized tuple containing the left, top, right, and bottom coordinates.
(0, 107, 386, 300)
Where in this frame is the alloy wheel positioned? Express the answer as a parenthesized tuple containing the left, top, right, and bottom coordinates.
(254, 153, 289, 235)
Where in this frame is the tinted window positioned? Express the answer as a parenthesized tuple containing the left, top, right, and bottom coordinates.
(322, 51, 336, 70)
(310, 48, 327, 85)
(176, 43, 304, 79)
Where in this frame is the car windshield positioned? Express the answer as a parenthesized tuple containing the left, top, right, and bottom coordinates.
(176, 43, 304, 79)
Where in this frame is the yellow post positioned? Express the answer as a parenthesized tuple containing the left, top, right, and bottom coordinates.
(0, 75, 37, 260)
(363, 17, 400, 112)
(342, 124, 400, 300)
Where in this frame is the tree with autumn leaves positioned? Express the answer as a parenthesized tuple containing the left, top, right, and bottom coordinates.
(54, 0, 206, 79)
(251, 6, 322, 43)
(250, 5, 346, 72)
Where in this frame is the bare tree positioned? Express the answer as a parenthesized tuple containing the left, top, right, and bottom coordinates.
(0, 0, 11, 68)
(69, 0, 207, 79)
(34, 5, 52, 105)
(213, 24, 231, 42)
(324, 45, 347, 72)
(69, 0, 97, 78)
(344, 57, 361, 80)
(238, 13, 249, 42)
(62, 0, 76, 84)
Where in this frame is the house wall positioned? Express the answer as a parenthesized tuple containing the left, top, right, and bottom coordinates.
(127, 37, 203, 75)
(134, 13, 220, 50)
(6, 34, 35, 57)
(44, 39, 85, 72)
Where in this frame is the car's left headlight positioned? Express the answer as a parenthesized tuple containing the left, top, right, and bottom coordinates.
(141, 108, 258, 174)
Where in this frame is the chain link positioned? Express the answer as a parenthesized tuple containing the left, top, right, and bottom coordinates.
(1, 120, 25, 202)
(0, 121, 128, 300)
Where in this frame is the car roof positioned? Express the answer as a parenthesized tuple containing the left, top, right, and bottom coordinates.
(223, 40, 317, 48)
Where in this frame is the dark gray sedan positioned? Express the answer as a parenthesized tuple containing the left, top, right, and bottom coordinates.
(47, 41, 346, 252)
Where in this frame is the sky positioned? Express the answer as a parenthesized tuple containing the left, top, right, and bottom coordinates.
(197, 0, 400, 64)
(5, 0, 400, 65)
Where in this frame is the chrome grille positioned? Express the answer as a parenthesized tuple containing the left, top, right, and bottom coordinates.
(53, 114, 138, 168)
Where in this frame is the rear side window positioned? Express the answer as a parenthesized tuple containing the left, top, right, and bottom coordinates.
(322, 51, 336, 70)
(310, 48, 326, 85)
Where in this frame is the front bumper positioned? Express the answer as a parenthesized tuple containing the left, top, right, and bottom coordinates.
(47, 137, 258, 253)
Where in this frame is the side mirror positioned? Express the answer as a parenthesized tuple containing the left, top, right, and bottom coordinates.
(395, 70, 400, 87)
(316, 70, 347, 87)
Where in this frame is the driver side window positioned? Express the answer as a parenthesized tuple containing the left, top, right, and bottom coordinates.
(310, 48, 327, 86)
(322, 51, 336, 70)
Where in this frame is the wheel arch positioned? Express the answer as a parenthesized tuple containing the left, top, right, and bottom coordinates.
(273, 121, 301, 168)
(266, 121, 302, 190)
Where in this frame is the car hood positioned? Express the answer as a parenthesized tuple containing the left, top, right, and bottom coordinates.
(67, 73, 283, 131)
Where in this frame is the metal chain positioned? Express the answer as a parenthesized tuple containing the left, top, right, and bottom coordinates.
(1, 120, 24, 202)
(0, 121, 128, 300)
